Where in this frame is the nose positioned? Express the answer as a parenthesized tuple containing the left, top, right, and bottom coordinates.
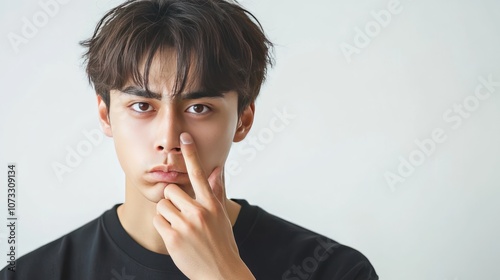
(154, 108, 183, 154)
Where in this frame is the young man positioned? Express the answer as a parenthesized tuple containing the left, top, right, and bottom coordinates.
(1, 0, 378, 279)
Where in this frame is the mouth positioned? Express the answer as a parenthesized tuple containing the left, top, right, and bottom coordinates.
(145, 165, 188, 184)
(150, 165, 186, 173)
(146, 171, 187, 183)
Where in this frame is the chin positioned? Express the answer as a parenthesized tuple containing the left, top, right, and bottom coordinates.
(140, 182, 195, 203)
(137, 182, 167, 203)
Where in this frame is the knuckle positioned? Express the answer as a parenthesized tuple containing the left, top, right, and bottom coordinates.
(179, 219, 195, 233)
(157, 199, 167, 211)
(153, 214, 169, 233)
(164, 230, 181, 248)
(191, 206, 209, 223)
(152, 214, 161, 226)
(163, 184, 177, 198)
(205, 199, 220, 213)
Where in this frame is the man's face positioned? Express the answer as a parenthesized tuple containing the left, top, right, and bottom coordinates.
(97, 51, 249, 202)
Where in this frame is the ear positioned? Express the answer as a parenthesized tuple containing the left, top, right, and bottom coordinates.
(97, 94, 113, 137)
(233, 102, 255, 143)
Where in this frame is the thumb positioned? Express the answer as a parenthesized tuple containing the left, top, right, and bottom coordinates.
(207, 166, 227, 209)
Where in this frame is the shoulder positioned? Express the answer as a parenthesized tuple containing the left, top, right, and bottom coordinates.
(233, 199, 378, 280)
(0, 210, 105, 279)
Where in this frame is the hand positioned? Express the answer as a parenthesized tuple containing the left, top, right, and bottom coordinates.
(153, 132, 254, 280)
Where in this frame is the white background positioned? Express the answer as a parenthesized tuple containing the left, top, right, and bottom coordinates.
(1, 0, 499, 279)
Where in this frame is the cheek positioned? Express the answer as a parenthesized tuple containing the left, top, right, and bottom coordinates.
(110, 112, 151, 169)
(191, 118, 236, 173)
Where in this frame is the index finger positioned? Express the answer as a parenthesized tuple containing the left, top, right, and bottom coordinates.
(180, 132, 214, 202)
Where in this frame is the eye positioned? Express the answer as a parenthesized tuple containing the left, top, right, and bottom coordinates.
(186, 104, 211, 115)
(130, 102, 154, 113)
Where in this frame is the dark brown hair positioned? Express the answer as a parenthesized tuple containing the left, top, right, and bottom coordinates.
(80, 0, 274, 116)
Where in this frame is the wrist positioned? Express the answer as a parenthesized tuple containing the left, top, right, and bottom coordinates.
(219, 259, 255, 280)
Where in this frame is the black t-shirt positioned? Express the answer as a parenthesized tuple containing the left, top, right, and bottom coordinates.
(1, 199, 378, 279)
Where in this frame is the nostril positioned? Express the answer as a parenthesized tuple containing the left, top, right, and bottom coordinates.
(156, 146, 181, 152)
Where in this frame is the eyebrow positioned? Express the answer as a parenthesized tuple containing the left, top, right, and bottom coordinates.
(119, 86, 225, 100)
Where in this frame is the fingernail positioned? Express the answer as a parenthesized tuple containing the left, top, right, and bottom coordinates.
(180, 132, 193, 144)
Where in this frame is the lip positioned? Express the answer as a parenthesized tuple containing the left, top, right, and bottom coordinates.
(150, 165, 186, 173)
(145, 165, 188, 184)
(146, 171, 187, 183)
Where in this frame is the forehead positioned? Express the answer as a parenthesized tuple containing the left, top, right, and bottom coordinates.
(138, 49, 198, 95)
(117, 49, 230, 101)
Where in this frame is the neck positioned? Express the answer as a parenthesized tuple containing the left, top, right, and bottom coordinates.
(117, 179, 241, 255)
